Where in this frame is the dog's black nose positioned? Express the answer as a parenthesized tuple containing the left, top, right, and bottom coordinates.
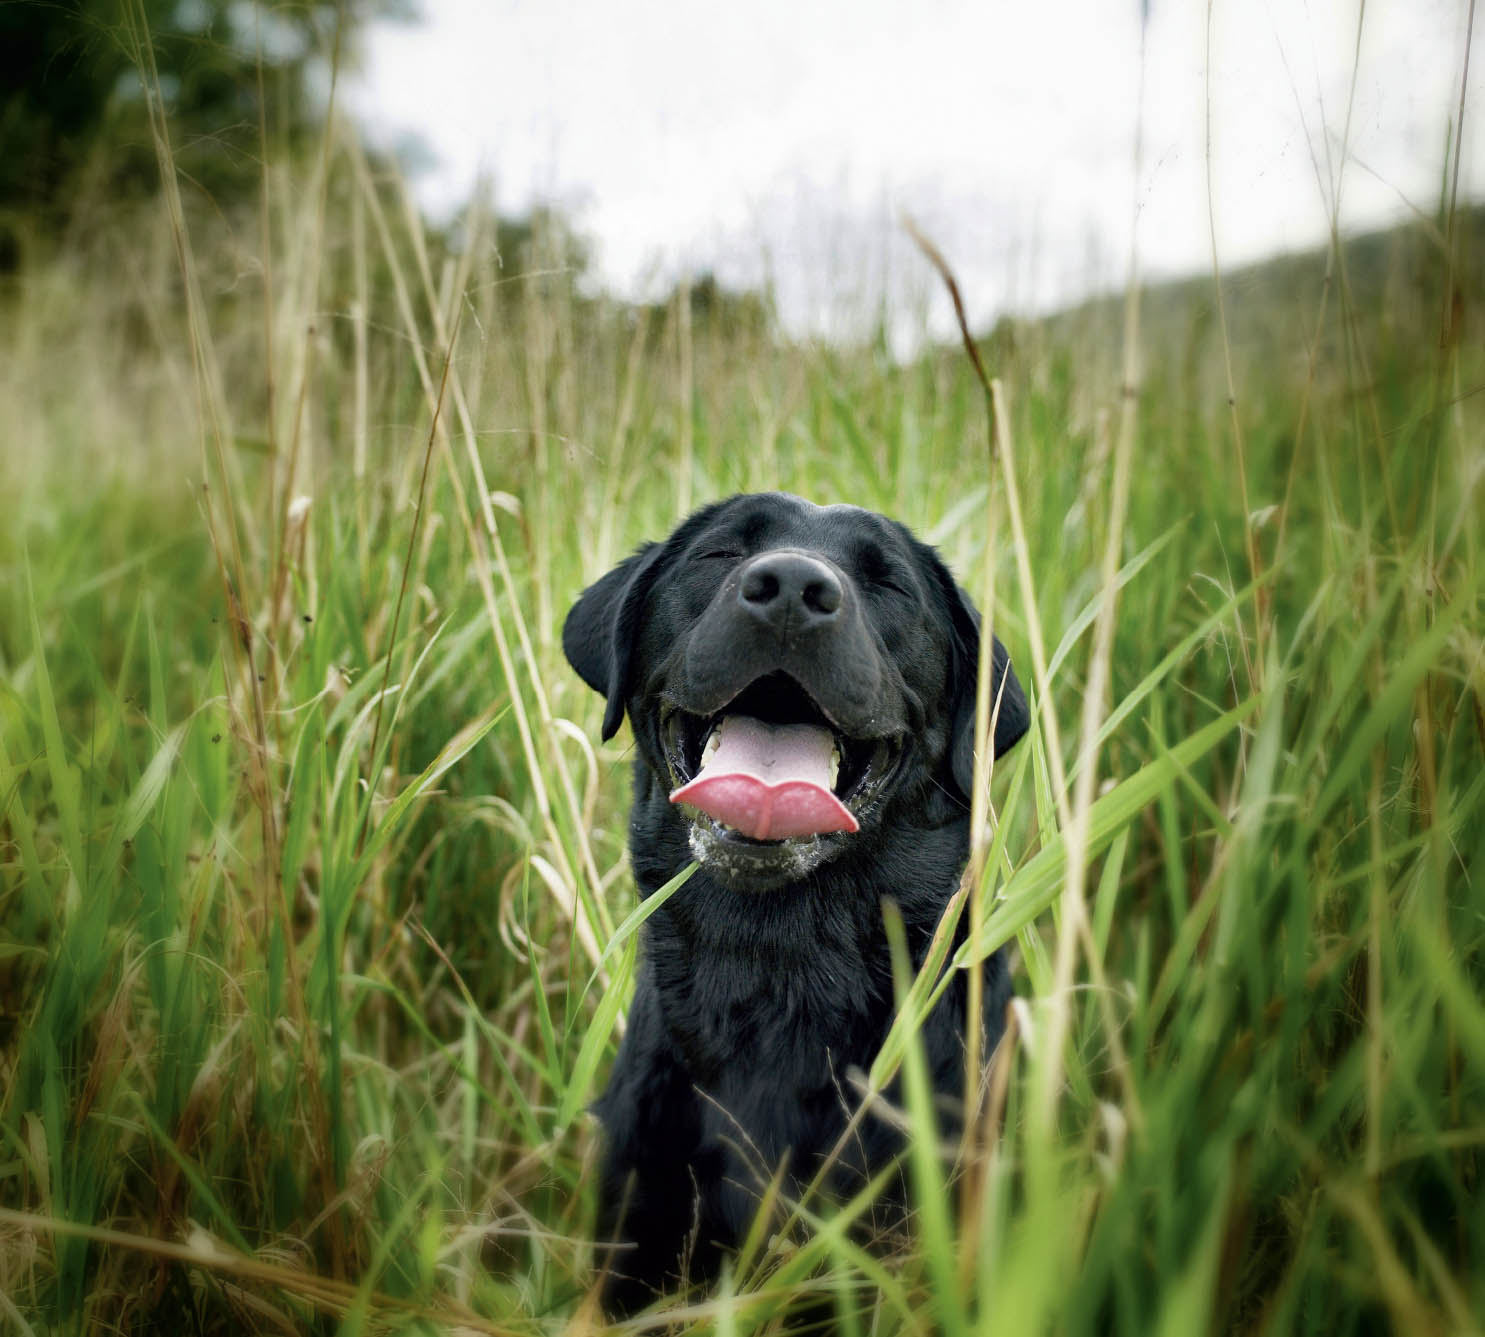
(738, 551, 843, 627)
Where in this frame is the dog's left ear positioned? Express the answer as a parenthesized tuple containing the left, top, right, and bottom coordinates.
(563, 543, 667, 741)
(943, 580, 1030, 800)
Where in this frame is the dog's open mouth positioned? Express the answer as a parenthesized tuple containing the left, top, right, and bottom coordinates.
(662, 672, 899, 843)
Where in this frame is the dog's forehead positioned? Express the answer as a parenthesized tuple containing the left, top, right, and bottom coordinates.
(706, 493, 905, 553)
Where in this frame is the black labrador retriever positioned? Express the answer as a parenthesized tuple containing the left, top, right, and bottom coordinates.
(563, 492, 1029, 1314)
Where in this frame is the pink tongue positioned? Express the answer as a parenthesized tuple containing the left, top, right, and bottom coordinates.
(670, 716, 859, 841)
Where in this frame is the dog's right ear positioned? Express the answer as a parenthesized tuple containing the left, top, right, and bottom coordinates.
(563, 543, 666, 741)
(943, 582, 1030, 801)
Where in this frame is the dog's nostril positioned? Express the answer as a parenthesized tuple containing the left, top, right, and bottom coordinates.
(741, 569, 781, 605)
(803, 579, 840, 615)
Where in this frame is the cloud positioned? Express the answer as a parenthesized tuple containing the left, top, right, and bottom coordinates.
(349, 0, 1474, 340)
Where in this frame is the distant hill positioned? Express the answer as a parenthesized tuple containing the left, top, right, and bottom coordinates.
(981, 205, 1482, 403)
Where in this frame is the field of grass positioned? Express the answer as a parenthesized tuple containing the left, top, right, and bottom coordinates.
(1, 78, 1483, 1334)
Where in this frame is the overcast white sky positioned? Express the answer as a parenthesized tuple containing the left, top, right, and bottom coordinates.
(350, 0, 1478, 342)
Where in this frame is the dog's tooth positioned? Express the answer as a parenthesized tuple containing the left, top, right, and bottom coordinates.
(829, 745, 841, 790)
(702, 729, 722, 764)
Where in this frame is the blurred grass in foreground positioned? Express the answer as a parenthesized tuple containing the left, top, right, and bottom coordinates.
(0, 74, 1483, 1336)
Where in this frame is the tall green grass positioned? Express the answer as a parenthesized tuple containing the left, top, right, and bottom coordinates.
(1, 43, 1483, 1335)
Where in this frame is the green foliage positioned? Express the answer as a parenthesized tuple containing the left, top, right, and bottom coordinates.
(0, 0, 402, 268)
(0, 73, 1482, 1336)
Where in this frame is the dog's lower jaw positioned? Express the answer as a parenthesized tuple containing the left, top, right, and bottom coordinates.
(684, 818, 835, 890)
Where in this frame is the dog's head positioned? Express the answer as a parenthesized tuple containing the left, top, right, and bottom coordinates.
(563, 493, 1028, 888)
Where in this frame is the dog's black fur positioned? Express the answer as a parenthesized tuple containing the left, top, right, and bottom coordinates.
(563, 493, 1029, 1315)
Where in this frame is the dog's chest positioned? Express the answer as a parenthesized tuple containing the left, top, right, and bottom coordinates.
(648, 920, 889, 1089)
